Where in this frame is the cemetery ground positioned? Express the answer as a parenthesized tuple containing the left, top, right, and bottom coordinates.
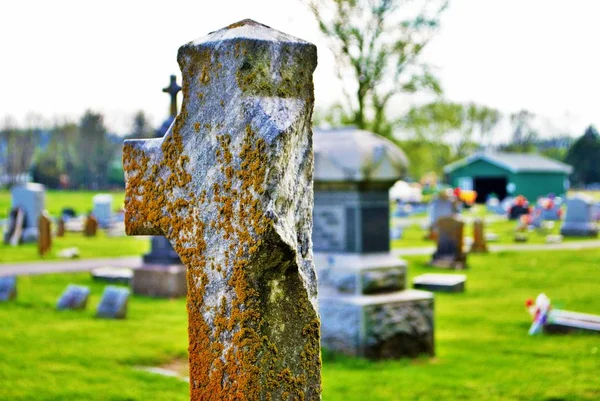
(1, 249, 598, 400)
(0, 189, 125, 220)
(0, 230, 148, 263)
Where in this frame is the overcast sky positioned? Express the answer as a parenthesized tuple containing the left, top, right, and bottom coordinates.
(1, 0, 598, 140)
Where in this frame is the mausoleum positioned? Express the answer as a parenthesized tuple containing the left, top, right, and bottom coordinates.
(444, 152, 573, 202)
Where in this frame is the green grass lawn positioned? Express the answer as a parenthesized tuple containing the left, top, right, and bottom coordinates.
(0, 230, 149, 263)
(1, 249, 599, 400)
(0, 189, 126, 220)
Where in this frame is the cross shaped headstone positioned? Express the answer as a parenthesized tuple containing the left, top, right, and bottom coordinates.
(162, 74, 182, 118)
(123, 19, 321, 399)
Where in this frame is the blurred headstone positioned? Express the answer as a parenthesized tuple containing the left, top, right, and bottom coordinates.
(96, 286, 129, 319)
(91, 267, 133, 285)
(4, 207, 25, 246)
(57, 284, 90, 310)
(38, 211, 52, 257)
(470, 218, 488, 253)
(57, 218, 65, 237)
(83, 215, 98, 237)
(431, 216, 466, 269)
(560, 194, 599, 237)
(427, 190, 458, 240)
(92, 194, 113, 228)
(413, 273, 466, 293)
(0, 276, 17, 301)
(4, 183, 45, 243)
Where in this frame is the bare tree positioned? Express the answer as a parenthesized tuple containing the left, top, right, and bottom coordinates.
(308, 0, 448, 137)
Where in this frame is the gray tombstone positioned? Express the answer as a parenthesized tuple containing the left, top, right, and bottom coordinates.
(96, 286, 130, 319)
(428, 196, 457, 228)
(560, 194, 598, 237)
(5, 183, 45, 243)
(413, 273, 466, 293)
(0, 276, 17, 301)
(57, 284, 90, 310)
(92, 194, 113, 228)
(313, 127, 435, 359)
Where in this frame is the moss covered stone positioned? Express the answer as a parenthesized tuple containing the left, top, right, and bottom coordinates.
(123, 19, 321, 401)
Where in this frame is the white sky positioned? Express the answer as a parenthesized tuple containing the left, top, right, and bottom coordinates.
(1, 0, 599, 141)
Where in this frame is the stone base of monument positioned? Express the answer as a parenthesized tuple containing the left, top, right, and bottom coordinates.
(132, 264, 187, 298)
(319, 289, 434, 359)
(429, 256, 467, 270)
(560, 223, 599, 237)
(544, 310, 600, 334)
(413, 273, 466, 293)
(314, 253, 407, 295)
(90, 267, 133, 285)
(20, 227, 38, 243)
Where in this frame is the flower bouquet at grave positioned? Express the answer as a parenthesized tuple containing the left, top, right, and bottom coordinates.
(525, 293, 552, 335)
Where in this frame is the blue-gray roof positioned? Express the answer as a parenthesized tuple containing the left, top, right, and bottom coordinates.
(444, 152, 573, 174)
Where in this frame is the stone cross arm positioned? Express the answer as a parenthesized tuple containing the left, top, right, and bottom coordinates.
(123, 19, 321, 400)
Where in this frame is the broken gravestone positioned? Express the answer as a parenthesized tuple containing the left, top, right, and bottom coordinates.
(123, 20, 321, 399)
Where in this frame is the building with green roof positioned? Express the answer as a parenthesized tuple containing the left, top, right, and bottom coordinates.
(444, 152, 573, 202)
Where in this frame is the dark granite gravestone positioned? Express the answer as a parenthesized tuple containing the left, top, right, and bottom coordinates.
(413, 273, 466, 293)
(96, 286, 130, 319)
(314, 127, 435, 360)
(142, 236, 181, 265)
(57, 284, 90, 310)
(560, 195, 599, 237)
(431, 216, 467, 269)
(0, 276, 17, 301)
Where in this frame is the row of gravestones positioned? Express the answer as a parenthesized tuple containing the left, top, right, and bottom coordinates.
(0, 277, 129, 319)
(3, 183, 117, 246)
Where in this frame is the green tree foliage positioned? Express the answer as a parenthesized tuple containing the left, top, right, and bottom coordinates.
(127, 111, 154, 139)
(397, 101, 501, 175)
(500, 109, 539, 152)
(394, 138, 452, 180)
(308, 0, 447, 137)
(565, 125, 600, 186)
(74, 111, 118, 190)
(0, 116, 39, 186)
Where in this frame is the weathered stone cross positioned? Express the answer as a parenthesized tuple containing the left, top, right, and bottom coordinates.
(123, 20, 321, 400)
(162, 74, 182, 117)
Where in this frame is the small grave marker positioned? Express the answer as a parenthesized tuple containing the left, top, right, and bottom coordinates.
(96, 286, 129, 319)
(431, 216, 467, 269)
(470, 218, 488, 253)
(38, 211, 52, 257)
(57, 284, 90, 310)
(84, 215, 98, 237)
(91, 267, 133, 285)
(413, 273, 466, 293)
(0, 276, 17, 301)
